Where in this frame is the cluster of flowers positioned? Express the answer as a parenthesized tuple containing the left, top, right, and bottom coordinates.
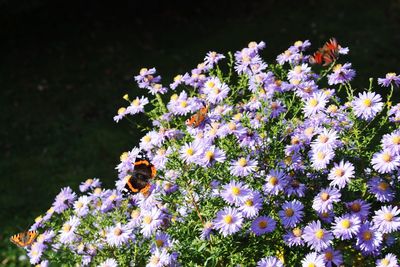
(23, 39, 400, 266)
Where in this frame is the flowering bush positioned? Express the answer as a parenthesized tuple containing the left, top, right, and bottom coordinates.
(20, 39, 400, 266)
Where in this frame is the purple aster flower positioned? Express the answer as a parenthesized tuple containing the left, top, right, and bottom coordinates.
(381, 130, 400, 154)
(328, 160, 355, 189)
(79, 178, 101, 192)
(378, 72, 400, 87)
(287, 64, 312, 82)
(356, 221, 383, 255)
(97, 258, 118, 267)
(148, 83, 168, 95)
(312, 187, 341, 213)
(152, 147, 172, 170)
(327, 63, 355, 85)
(134, 67, 161, 89)
(36, 260, 49, 267)
(139, 130, 164, 151)
(200, 221, 214, 240)
(213, 207, 243, 237)
(151, 232, 172, 252)
(146, 248, 172, 267)
(310, 148, 335, 170)
(352, 91, 384, 120)
(376, 254, 399, 267)
(302, 220, 333, 252)
(301, 252, 326, 267)
(283, 227, 304, 247)
(257, 256, 284, 267)
(220, 181, 251, 206)
(322, 247, 343, 267)
(179, 141, 203, 164)
(53, 187, 77, 214)
(203, 77, 230, 104)
(279, 200, 304, 228)
(238, 191, 263, 219)
(106, 223, 132, 247)
(28, 242, 45, 265)
(141, 208, 164, 237)
(113, 107, 128, 122)
(285, 178, 306, 197)
(73, 196, 91, 217)
(204, 51, 225, 67)
(310, 128, 339, 152)
(303, 92, 328, 117)
(229, 156, 258, 177)
(251, 216, 276, 236)
(200, 145, 226, 167)
(332, 214, 361, 240)
(59, 216, 80, 244)
(372, 205, 400, 234)
(268, 100, 286, 118)
(346, 199, 371, 220)
(371, 150, 400, 174)
(263, 169, 288, 195)
(318, 210, 335, 224)
(367, 177, 395, 202)
(126, 96, 149, 115)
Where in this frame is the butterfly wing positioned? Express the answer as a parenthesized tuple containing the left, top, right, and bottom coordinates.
(186, 106, 208, 128)
(124, 159, 156, 195)
(10, 231, 38, 247)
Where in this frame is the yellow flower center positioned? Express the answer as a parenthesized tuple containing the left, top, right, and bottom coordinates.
(155, 239, 164, 247)
(258, 220, 268, 229)
(269, 176, 278, 186)
(212, 88, 220, 94)
(284, 50, 292, 57)
(180, 101, 188, 108)
(304, 127, 314, 136)
(224, 215, 233, 224)
(245, 199, 253, 206)
(170, 94, 178, 101)
(76, 202, 84, 208)
(293, 228, 302, 237)
(150, 256, 160, 264)
(109, 194, 117, 201)
(35, 216, 43, 223)
(308, 264, 316, 267)
(362, 98, 372, 107)
(341, 219, 351, 229)
(117, 107, 126, 115)
(315, 229, 324, 239)
(120, 152, 128, 161)
(63, 224, 72, 232)
(228, 122, 237, 130)
(206, 81, 216, 88)
(294, 40, 303, 46)
(381, 259, 390, 266)
(132, 99, 140, 106)
(186, 148, 194, 156)
(291, 79, 300, 85)
(114, 228, 122, 236)
(85, 178, 93, 185)
(350, 203, 361, 212)
(143, 135, 151, 143)
(271, 102, 278, 110)
(327, 104, 338, 113)
(238, 158, 247, 167)
(320, 192, 330, 201)
(231, 186, 241, 196)
(387, 72, 396, 78)
(291, 137, 300, 145)
(285, 208, 294, 217)
(378, 182, 389, 191)
(325, 251, 333, 261)
(333, 64, 342, 72)
(363, 231, 372, 240)
(384, 213, 393, 222)
(318, 135, 329, 143)
(174, 75, 182, 82)
(205, 151, 214, 160)
(392, 135, 400, 145)
(294, 65, 302, 74)
(131, 209, 140, 219)
(334, 168, 345, 177)
(143, 215, 153, 224)
(309, 98, 318, 107)
(233, 113, 242, 120)
(382, 152, 392, 162)
(316, 151, 326, 160)
(139, 68, 148, 75)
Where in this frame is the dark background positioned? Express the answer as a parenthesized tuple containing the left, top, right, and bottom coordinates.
(1, 0, 400, 264)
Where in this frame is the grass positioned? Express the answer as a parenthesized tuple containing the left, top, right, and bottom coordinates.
(1, 0, 399, 265)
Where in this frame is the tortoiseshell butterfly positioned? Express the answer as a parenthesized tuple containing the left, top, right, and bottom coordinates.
(310, 38, 341, 66)
(10, 230, 38, 247)
(123, 152, 156, 196)
(185, 106, 208, 128)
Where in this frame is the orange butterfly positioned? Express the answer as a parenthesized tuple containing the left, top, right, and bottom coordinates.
(185, 106, 208, 128)
(310, 38, 341, 66)
(10, 230, 38, 247)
